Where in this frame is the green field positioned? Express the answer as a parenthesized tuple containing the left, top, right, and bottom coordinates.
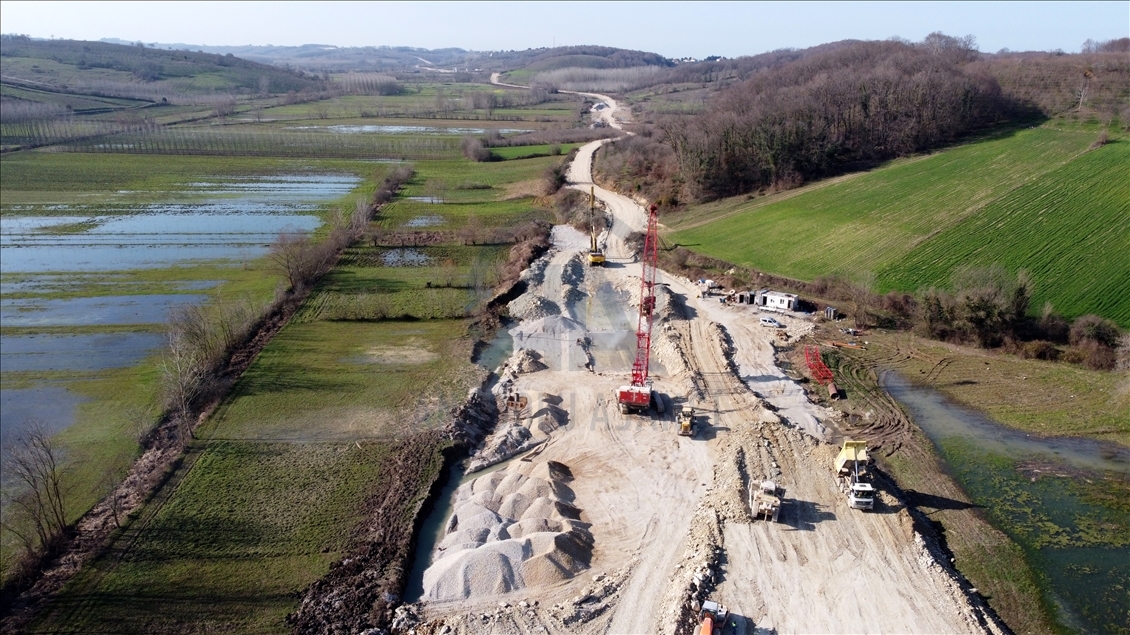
(878, 141, 1130, 324)
(669, 125, 1129, 325)
(39, 441, 392, 633)
(0, 152, 374, 204)
(29, 147, 556, 632)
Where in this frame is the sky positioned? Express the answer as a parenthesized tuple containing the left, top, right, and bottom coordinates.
(1, 1, 1127, 58)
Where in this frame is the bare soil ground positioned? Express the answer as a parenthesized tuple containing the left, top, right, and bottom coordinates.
(400, 99, 1010, 634)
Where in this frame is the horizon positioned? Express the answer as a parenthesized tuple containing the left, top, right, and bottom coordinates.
(1, 1, 1127, 59)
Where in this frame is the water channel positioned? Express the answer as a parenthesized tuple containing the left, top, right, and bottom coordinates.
(881, 371, 1129, 634)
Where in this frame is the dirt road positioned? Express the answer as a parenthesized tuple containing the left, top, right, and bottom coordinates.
(408, 88, 1006, 635)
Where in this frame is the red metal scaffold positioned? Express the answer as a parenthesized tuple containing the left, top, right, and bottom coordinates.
(804, 345, 841, 400)
(618, 204, 660, 413)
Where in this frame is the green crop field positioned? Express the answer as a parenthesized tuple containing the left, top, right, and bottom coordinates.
(669, 125, 1129, 325)
(877, 140, 1130, 325)
(491, 143, 579, 160)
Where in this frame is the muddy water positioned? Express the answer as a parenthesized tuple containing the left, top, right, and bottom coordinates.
(881, 372, 1130, 634)
(474, 318, 515, 371)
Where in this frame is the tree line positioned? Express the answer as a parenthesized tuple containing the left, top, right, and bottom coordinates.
(659, 34, 1012, 200)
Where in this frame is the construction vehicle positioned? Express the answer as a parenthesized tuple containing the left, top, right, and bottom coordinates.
(677, 404, 695, 437)
(750, 480, 783, 522)
(833, 440, 875, 510)
(617, 204, 660, 414)
(804, 345, 840, 400)
(697, 599, 730, 635)
(587, 187, 605, 266)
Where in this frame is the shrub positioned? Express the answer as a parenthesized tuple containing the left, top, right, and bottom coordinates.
(1069, 314, 1121, 348)
(1019, 340, 1060, 361)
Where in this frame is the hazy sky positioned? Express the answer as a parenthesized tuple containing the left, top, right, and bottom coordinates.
(2, 1, 1127, 58)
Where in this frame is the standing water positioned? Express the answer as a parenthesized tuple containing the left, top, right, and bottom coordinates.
(881, 372, 1130, 634)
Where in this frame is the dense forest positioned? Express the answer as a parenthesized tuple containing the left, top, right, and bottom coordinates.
(598, 34, 1129, 204)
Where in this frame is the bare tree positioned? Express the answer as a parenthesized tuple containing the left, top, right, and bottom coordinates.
(848, 272, 877, 329)
(1, 421, 70, 557)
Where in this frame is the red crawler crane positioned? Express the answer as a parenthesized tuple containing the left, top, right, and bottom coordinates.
(618, 204, 660, 414)
(804, 345, 841, 400)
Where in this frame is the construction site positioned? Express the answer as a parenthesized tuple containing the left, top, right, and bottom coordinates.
(383, 95, 1013, 635)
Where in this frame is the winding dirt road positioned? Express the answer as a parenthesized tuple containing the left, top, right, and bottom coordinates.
(413, 82, 1007, 635)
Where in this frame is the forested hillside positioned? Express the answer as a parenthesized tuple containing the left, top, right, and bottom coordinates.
(596, 35, 1128, 205)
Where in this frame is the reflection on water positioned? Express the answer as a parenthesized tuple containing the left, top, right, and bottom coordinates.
(1, 294, 207, 327)
(1, 332, 164, 372)
(882, 371, 1129, 634)
(1, 173, 361, 273)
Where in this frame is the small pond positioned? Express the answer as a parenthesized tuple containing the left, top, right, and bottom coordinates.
(380, 248, 432, 267)
(882, 371, 1129, 634)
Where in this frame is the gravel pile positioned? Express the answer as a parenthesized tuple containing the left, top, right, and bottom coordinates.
(513, 348, 548, 374)
(508, 294, 560, 321)
(510, 315, 591, 372)
(421, 461, 593, 601)
(519, 256, 550, 287)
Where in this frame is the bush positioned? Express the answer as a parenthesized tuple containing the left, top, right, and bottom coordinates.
(460, 137, 492, 162)
(1019, 340, 1060, 361)
(1069, 314, 1121, 348)
(1038, 306, 1070, 343)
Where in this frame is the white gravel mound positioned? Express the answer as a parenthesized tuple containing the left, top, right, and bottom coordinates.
(508, 294, 560, 321)
(422, 461, 592, 601)
(510, 315, 591, 371)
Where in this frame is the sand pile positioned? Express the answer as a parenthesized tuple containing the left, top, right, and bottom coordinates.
(513, 348, 548, 373)
(510, 315, 591, 371)
(519, 255, 550, 286)
(422, 461, 593, 601)
(508, 293, 560, 321)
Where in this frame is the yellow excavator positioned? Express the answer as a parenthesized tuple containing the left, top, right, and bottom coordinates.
(587, 186, 605, 266)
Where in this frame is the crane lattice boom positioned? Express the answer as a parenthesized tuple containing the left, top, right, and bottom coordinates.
(632, 204, 660, 387)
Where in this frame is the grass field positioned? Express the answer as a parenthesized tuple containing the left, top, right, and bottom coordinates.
(877, 140, 1130, 325)
(37, 440, 392, 634)
(0, 152, 375, 203)
(669, 125, 1129, 325)
(27, 144, 556, 631)
(490, 143, 579, 160)
(849, 330, 1130, 446)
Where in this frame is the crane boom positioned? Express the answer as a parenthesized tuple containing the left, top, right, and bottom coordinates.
(618, 203, 659, 412)
(632, 203, 660, 386)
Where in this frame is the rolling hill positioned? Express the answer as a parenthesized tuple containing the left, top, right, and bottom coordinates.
(668, 125, 1130, 326)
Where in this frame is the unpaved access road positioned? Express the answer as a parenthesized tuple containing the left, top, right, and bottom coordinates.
(404, 92, 1006, 635)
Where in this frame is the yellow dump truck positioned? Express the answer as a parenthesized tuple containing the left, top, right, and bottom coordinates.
(833, 440, 875, 510)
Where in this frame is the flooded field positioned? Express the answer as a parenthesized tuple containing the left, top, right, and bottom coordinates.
(0, 173, 361, 448)
(289, 124, 531, 135)
(883, 372, 1130, 634)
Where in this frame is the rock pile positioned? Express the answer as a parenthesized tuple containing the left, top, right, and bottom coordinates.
(421, 461, 593, 601)
(507, 293, 560, 321)
(513, 348, 548, 374)
(510, 315, 590, 371)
